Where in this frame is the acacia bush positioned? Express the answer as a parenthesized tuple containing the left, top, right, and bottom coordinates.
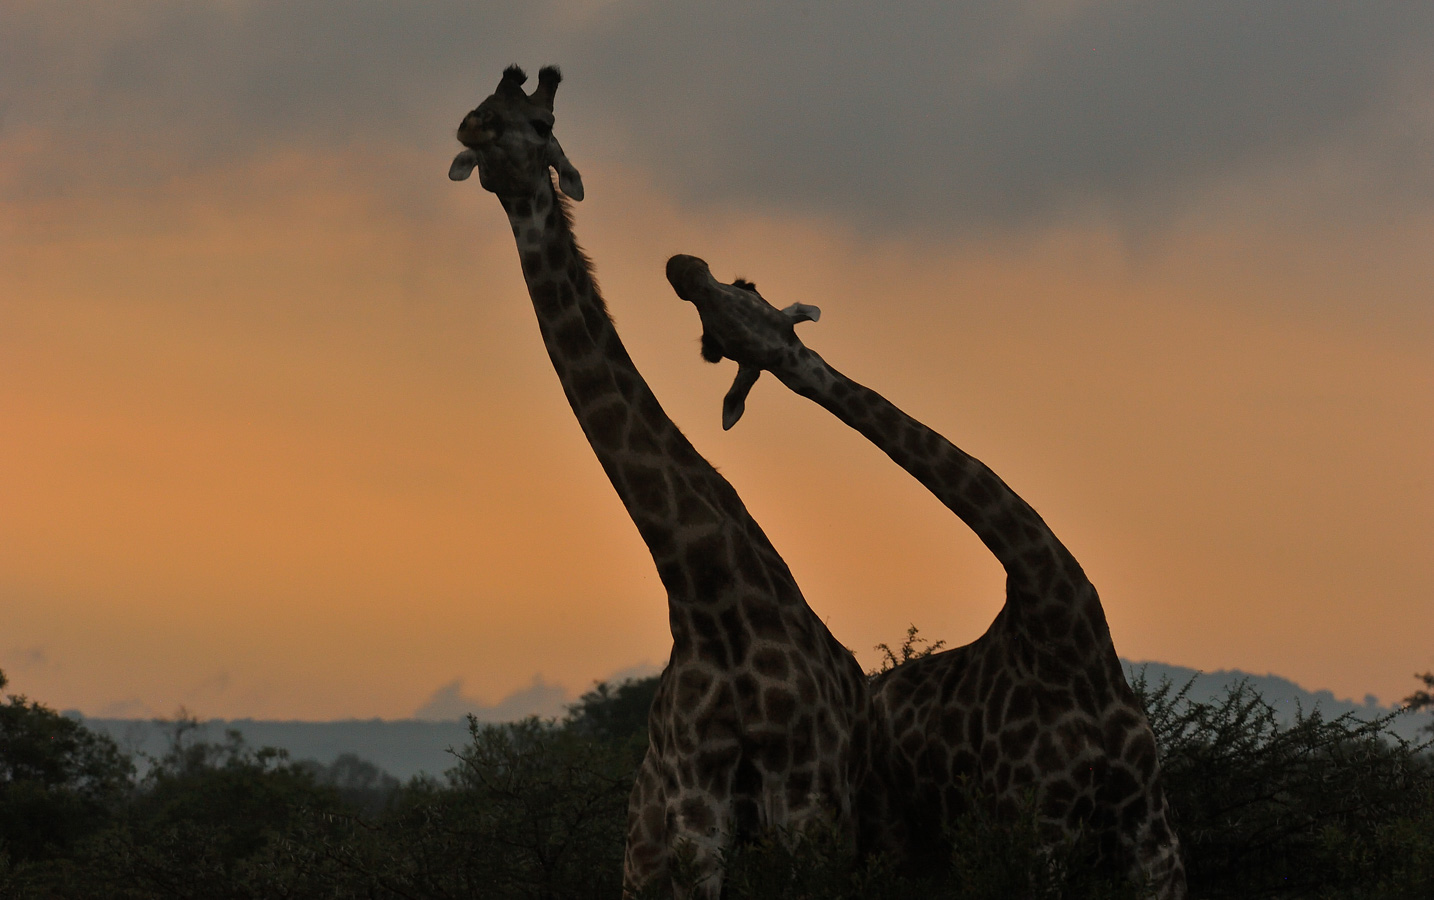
(1136, 672, 1434, 899)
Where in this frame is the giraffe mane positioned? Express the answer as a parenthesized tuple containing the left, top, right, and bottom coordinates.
(551, 184, 611, 318)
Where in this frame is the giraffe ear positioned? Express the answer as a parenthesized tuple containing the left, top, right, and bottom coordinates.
(448, 149, 478, 181)
(548, 138, 584, 200)
(781, 302, 821, 324)
(556, 158, 584, 201)
(722, 365, 762, 430)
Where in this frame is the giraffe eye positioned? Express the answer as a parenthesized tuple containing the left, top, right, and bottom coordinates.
(530, 119, 552, 138)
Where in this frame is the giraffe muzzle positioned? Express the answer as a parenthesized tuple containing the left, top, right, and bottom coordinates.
(665, 254, 715, 302)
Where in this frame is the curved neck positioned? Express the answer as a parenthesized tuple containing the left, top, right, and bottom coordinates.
(770, 343, 1109, 647)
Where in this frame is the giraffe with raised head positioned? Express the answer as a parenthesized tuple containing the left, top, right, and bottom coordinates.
(666, 254, 1187, 898)
(448, 69, 874, 898)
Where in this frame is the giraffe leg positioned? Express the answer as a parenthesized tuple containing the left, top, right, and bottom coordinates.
(1123, 796, 1187, 900)
(663, 792, 732, 900)
(624, 758, 734, 900)
(1107, 726, 1187, 899)
(623, 753, 670, 897)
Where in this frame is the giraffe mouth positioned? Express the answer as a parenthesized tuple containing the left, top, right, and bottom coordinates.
(450, 109, 496, 181)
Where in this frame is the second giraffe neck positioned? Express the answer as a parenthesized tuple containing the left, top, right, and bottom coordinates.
(771, 343, 1108, 644)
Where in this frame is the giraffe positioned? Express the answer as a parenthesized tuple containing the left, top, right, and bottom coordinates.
(666, 254, 1187, 898)
(447, 68, 874, 898)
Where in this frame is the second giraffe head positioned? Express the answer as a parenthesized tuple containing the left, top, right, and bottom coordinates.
(667, 254, 821, 430)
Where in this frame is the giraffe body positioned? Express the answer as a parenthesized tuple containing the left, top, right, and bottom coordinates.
(449, 71, 872, 898)
(667, 255, 1186, 898)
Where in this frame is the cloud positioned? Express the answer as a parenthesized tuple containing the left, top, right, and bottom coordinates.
(177, 671, 233, 713)
(4, 646, 49, 671)
(574, 1, 1434, 230)
(3, 1, 1430, 230)
(413, 674, 570, 721)
(594, 660, 662, 687)
(413, 661, 662, 721)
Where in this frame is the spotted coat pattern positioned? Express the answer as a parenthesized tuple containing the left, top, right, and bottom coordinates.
(667, 255, 1186, 898)
(449, 70, 873, 899)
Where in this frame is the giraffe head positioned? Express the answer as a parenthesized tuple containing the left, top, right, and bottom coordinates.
(449, 65, 584, 201)
(666, 254, 820, 429)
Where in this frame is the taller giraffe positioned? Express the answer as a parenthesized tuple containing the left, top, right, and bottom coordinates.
(667, 254, 1186, 898)
(447, 69, 874, 898)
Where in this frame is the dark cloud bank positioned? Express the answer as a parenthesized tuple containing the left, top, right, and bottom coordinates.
(4, 0, 1431, 230)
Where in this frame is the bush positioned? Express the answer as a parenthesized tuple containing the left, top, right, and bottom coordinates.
(271, 697, 649, 900)
(0, 669, 133, 871)
(567, 677, 660, 746)
(716, 820, 907, 900)
(72, 718, 349, 899)
(296, 753, 401, 817)
(4, 663, 1433, 899)
(319, 716, 636, 899)
(1136, 671, 1434, 899)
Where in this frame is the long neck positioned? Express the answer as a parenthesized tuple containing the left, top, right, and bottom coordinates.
(498, 182, 803, 621)
(771, 343, 1108, 648)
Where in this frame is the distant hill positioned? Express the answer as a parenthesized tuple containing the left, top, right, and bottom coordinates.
(78, 661, 1431, 782)
(1121, 660, 1429, 742)
(81, 717, 476, 782)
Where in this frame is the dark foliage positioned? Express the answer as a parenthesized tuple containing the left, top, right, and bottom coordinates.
(1134, 671, 1434, 900)
(714, 820, 910, 900)
(712, 803, 1136, 900)
(262, 715, 638, 900)
(566, 677, 661, 746)
(2, 658, 1432, 899)
(60, 717, 348, 898)
(295, 753, 401, 818)
(0, 669, 133, 867)
(1404, 672, 1434, 732)
(869, 625, 946, 676)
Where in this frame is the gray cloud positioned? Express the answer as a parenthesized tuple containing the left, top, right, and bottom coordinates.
(4, 1, 1430, 229)
(572, 1, 1434, 229)
(412, 661, 660, 721)
(413, 674, 569, 722)
(2, 1, 523, 195)
(4, 646, 49, 671)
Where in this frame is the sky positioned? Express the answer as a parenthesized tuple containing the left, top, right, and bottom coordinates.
(2, 1, 1431, 720)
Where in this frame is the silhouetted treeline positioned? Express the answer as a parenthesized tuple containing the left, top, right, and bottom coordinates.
(2, 663, 1431, 898)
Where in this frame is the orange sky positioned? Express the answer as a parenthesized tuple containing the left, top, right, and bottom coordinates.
(3, 145, 1430, 719)
(3, 3, 1432, 720)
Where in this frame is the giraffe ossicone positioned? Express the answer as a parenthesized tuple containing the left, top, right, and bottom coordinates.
(450, 65, 583, 200)
(450, 71, 876, 899)
(668, 253, 1188, 899)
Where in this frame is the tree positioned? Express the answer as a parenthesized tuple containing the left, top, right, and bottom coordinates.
(0, 668, 134, 864)
(566, 676, 659, 746)
(1404, 672, 1434, 738)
